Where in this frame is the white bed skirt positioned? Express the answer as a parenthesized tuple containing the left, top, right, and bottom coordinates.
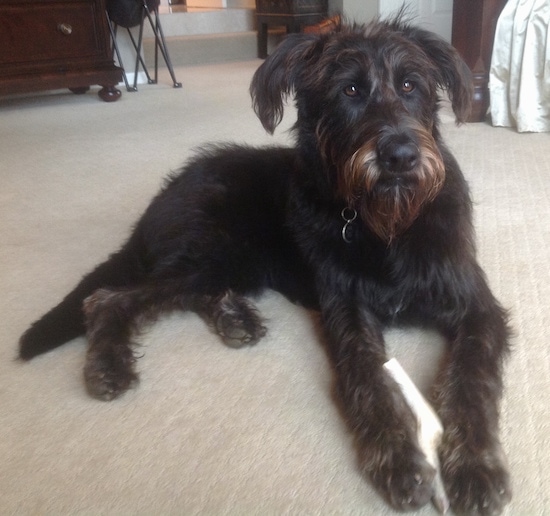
(490, 0, 550, 132)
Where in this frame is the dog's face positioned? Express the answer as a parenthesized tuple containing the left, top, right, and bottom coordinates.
(251, 18, 472, 242)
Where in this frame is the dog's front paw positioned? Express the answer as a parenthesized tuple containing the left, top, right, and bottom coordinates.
(365, 441, 436, 511)
(84, 348, 138, 401)
(441, 446, 511, 515)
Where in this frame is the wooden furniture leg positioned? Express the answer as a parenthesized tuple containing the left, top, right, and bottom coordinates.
(451, 0, 507, 122)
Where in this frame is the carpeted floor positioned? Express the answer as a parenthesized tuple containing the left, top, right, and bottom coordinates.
(1, 60, 549, 515)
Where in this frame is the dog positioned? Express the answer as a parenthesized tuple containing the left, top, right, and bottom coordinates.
(19, 15, 511, 515)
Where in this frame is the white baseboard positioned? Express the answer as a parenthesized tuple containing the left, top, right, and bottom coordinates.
(118, 71, 149, 89)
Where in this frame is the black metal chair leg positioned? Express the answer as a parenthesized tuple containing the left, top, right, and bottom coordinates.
(107, 0, 182, 90)
(132, 14, 155, 90)
(125, 25, 155, 86)
(154, 10, 182, 88)
(106, 12, 135, 92)
(143, 6, 182, 88)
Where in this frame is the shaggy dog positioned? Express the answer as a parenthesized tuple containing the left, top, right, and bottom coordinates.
(19, 16, 511, 515)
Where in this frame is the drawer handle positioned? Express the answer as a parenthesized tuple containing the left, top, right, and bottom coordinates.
(57, 23, 73, 36)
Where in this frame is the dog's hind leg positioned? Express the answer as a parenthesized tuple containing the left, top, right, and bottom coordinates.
(197, 291, 267, 349)
(82, 280, 198, 400)
(82, 282, 268, 400)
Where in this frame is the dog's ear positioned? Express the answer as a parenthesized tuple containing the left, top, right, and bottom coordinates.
(405, 27, 473, 123)
(250, 33, 321, 134)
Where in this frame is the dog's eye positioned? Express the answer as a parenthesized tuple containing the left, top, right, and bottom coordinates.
(344, 84, 360, 97)
(402, 80, 415, 94)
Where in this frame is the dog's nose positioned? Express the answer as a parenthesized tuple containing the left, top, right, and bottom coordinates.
(377, 140, 419, 173)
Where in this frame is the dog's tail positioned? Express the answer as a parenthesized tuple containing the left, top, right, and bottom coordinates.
(19, 245, 144, 361)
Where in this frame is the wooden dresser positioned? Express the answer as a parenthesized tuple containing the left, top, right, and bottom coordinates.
(0, 0, 123, 101)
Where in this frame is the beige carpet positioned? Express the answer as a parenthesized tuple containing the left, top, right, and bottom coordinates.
(1, 60, 549, 515)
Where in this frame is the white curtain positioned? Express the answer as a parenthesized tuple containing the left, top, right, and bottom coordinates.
(490, 0, 550, 132)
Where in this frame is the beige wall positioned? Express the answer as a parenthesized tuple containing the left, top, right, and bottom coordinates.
(344, 0, 379, 22)
(329, 0, 379, 24)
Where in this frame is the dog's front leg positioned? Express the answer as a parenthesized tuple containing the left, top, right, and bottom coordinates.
(435, 285, 512, 515)
(320, 294, 435, 511)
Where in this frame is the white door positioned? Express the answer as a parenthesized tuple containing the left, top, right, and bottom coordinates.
(418, 0, 453, 41)
(379, 0, 453, 41)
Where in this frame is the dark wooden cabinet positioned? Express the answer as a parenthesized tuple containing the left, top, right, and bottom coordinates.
(0, 0, 123, 101)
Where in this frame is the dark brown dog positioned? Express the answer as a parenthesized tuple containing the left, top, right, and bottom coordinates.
(19, 15, 511, 515)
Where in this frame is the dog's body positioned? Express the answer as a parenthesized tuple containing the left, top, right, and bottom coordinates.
(19, 16, 511, 515)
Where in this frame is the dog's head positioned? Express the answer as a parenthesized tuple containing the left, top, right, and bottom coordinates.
(250, 16, 473, 242)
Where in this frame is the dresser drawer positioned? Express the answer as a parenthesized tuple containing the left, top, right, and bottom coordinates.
(0, 0, 122, 101)
(0, 1, 102, 67)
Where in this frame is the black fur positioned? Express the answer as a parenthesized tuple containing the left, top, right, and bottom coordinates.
(19, 16, 511, 515)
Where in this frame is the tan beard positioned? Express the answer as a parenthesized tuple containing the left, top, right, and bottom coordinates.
(341, 131, 446, 243)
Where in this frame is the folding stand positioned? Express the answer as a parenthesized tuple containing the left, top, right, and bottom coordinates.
(107, 0, 182, 92)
